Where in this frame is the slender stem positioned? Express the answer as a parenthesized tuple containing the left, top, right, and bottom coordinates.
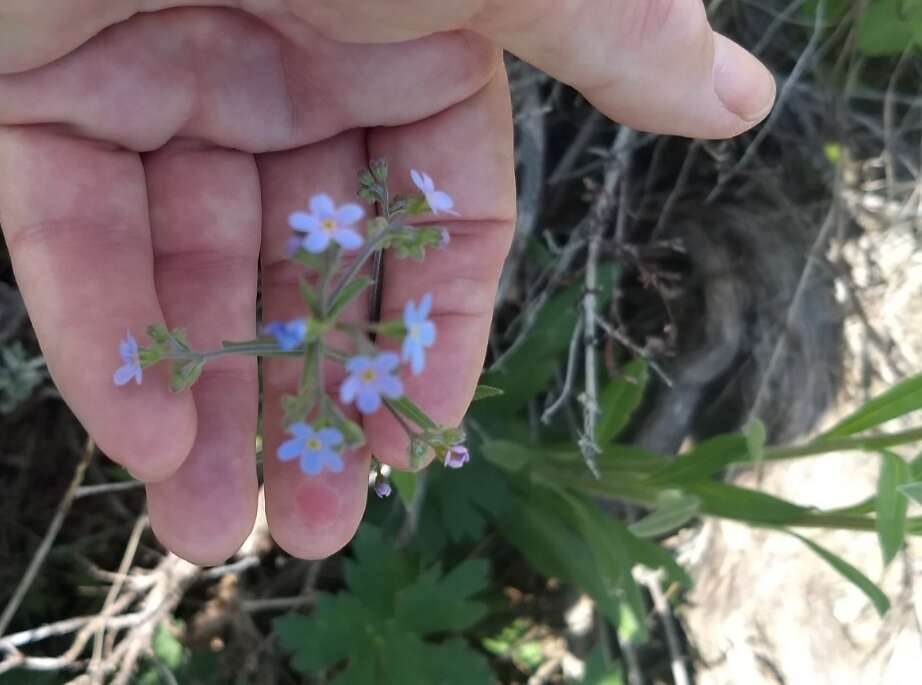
(761, 426, 922, 462)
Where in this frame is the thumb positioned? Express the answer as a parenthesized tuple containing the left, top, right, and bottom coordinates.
(475, 0, 775, 139)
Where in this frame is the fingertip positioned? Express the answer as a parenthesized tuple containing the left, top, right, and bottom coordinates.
(713, 34, 776, 127)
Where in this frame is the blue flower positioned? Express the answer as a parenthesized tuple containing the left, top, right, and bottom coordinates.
(289, 194, 364, 253)
(410, 169, 458, 216)
(263, 319, 307, 351)
(402, 293, 436, 375)
(278, 422, 344, 475)
(113, 332, 142, 386)
(340, 352, 404, 415)
(444, 444, 470, 469)
(373, 479, 392, 498)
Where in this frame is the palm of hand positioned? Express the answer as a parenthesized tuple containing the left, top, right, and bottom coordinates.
(0, 7, 516, 562)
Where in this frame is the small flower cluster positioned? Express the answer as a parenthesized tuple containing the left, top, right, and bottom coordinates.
(116, 161, 471, 498)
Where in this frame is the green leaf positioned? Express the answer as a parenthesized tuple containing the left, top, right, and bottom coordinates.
(299, 278, 323, 317)
(388, 396, 439, 431)
(689, 480, 809, 524)
(877, 451, 911, 565)
(646, 434, 749, 485)
(394, 559, 490, 635)
(571, 646, 624, 685)
(153, 622, 185, 671)
(345, 526, 415, 617)
(472, 384, 505, 401)
(628, 491, 702, 539)
(419, 639, 495, 685)
(744, 418, 767, 461)
(822, 372, 922, 438)
(389, 470, 418, 509)
(328, 276, 372, 319)
(784, 530, 890, 616)
(855, 0, 922, 57)
(274, 594, 367, 673)
(169, 358, 204, 393)
(899, 481, 922, 505)
(597, 359, 649, 444)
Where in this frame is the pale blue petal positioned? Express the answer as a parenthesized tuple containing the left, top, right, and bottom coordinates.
(356, 388, 381, 415)
(113, 363, 136, 386)
(134, 366, 143, 385)
(417, 293, 433, 319)
(309, 193, 335, 217)
(303, 230, 330, 254)
(410, 345, 425, 376)
(300, 451, 322, 475)
(418, 321, 436, 346)
(410, 169, 432, 192)
(289, 422, 313, 439)
(333, 228, 364, 251)
(346, 356, 372, 373)
(320, 449, 344, 473)
(340, 375, 361, 404)
(336, 203, 364, 226)
(375, 352, 400, 372)
(120, 334, 137, 360)
(318, 427, 343, 448)
(379, 375, 404, 399)
(403, 298, 417, 325)
(289, 211, 320, 232)
(429, 190, 456, 214)
(401, 336, 415, 364)
(277, 438, 303, 462)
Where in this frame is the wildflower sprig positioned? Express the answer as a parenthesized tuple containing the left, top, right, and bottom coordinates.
(116, 161, 470, 486)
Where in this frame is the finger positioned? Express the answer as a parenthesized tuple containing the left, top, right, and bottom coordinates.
(281, 0, 775, 140)
(258, 132, 371, 560)
(0, 128, 196, 479)
(143, 144, 261, 565)
(0, 9, 496, 153)
(477, 0, 775, 139)
(364, 64, 516, 467)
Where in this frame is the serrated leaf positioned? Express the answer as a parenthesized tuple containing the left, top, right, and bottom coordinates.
(877, 451, 911, 565)
(822, 372, 922, 438)
(646, 434, 749, 485)
(394, 559, 490, 635)
(628, 491, 702, 539)
(784, 530, 890, 616)
(345, 526, 415, 617)
(328, 276, 372, 319)
(597, 359, 648, 444)
(274, 594, 368, 673)
(472, 384, 504, 401)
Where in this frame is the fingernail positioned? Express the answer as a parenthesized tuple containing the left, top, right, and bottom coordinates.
(713, 34, 776, 124)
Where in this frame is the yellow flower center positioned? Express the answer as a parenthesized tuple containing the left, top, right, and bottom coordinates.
(361, 369, 377, 383)
(408, 323, 420, 340)
(306, 438, 321, 450)
(321, 218, 337, 233)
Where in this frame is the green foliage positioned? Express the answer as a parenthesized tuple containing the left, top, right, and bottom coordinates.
(822, 372, 922, 438)
(0, 342, 45, 414)
(569, 646, 625, 685)
(806, 0, 922, 56)
(876, 451, 911, 565)
(274, 525, 494, 684)
(597, 359, 648, 444)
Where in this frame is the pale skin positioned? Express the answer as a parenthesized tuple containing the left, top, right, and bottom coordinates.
(0, 1, 775, 564)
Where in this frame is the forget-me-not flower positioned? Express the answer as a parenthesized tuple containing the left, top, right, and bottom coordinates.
(402, 293, 436, 375)
(374, 480, 392, 498)
(289, 194, 364, 253)
(444, 444, 470, 469)
(263, 319, 307, 351)
(340, 352, 404, 414)
(278, 422, 344, 475)
(113, 332, 143, 386)
(410, 170, 458, 216)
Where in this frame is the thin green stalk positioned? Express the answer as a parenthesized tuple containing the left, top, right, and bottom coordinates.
(761, 426, 922, 462)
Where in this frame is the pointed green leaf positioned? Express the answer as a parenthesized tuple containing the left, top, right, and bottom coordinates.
(822, 372, 922, 438)
(646, 434, 749, 485)
(689, 480, 808, 524)
(388, 396, 438, 430)
(784, 531, 890, 616)
(876, 451, 911, 565)
(472, 384, 504, 401)
(898, 481, 922, 505)
(597, 359, 649, 444)
(744, 418, 767, 461)
(389, 470, 418, 509)
(628, 491, 702, 539)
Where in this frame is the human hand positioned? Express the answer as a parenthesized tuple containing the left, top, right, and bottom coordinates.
(0, 1, 774, 564)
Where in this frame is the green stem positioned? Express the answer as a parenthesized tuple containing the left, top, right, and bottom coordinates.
(760, 426, 922, 462)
